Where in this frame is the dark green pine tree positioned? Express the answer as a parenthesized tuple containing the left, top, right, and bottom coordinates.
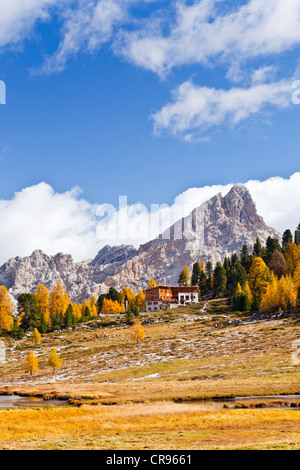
(65, 304, 75, 327)
(18, 293, 41, 332)
(253, 238, 263, 258)
(107, 287, 122, 304)
(282, 229, 293, 249)
(213, 262, 227, 298)
(295, 229, 300, 246)
(227, 263, 248, 296)
(206, 261, 213, 291)
(133, 305, 140, 317)
(191, 262, 201, 286)
(223, 257, 231, 274)
(230, 253, 239, 269)
(126, 305, 134, 324)
(39, 312, 48, 334)
(265, 236, 282, 262)
(240, 244, 252, 272)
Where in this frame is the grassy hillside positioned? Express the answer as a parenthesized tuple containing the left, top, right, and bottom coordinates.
(0, 299, 300, 449)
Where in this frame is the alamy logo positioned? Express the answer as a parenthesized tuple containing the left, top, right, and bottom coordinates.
(0, 80, 6, 105)
(0, 341, 6, 364)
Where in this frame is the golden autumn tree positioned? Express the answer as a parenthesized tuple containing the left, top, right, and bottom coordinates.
(243, 281, 253, 306)
(278, 275, 296, 311)
(136, 290, 146, 310)
(249, 257, 270, 306)
(286, 243, 300, 275)
(24, 351, 39, 377)
(0, 286, 14, 332)
(31, 328, 41, 347)
(293, 262, 300, 292)
(34, 284, 50, 324)
(147, 278, 157, 289)
(120, 287, 136, 309)
(130, 318, 146, 347)
(102, 298, 125, 314)
(48, 348, 63, 374)
(178, 265, 191, 287)
(71, 302, 82, 321)
(235, 282, 243, 295)
(49, 281, 70, 318)
(81, 299, 91, 318)
(260, 274, 297, 314)
(89, 295, 98, 317)
(259, 274, 279, 314)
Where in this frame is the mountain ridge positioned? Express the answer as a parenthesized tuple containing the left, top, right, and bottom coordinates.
(0, 185, 281, 301)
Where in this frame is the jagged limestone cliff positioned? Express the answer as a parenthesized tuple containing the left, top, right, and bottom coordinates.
(0, 185, 280, 301)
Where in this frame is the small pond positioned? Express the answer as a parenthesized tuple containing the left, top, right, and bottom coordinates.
(0, 395, 69, 408)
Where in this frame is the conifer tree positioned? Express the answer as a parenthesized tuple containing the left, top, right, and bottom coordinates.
(0, 286, 14, 332)
(282, 229, 293, 249)
(39, 312, 48, 334)
(213, 263, 227, 298)
(191, 262, 201, 286)
(31, 328, 41, 347)
(147, 278, 157, 289)
(48, 348, 62, 374)
(34, 284, 50, 325)
(249, 257, 270, 305)
(253, 238, 263, 258)
(178, 266, 191, 287)
(130, 318, 146, 347)
(132, 305, 140, 317)
(25, 351, 39, 377)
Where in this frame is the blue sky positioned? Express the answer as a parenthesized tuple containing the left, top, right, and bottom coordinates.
(0, 0, 300, 262)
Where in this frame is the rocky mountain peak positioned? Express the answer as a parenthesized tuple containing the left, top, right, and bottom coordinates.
(0, 185, 281, 301)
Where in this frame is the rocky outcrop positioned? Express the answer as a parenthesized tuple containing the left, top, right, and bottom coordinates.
(91, 245, 138, 266)
(0, 185, 281, 301)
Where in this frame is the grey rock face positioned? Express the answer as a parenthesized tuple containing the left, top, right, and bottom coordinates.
(0, 185, 281, 301)
(91, 245, 138, 266)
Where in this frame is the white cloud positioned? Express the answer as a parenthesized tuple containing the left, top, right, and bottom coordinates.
(2, 1, 300, 76)
(152, 79, 292, 138)
(120, 0, 300, 75)
(0, 0, 65, 49)
(0, 174, 299, 265)
(36, 0, 135, 74)
(0, 182, 99, 264)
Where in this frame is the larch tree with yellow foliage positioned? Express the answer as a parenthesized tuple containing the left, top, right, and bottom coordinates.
(147, 278, 157, 289)
(120, 287, 136, 309)
(0, 286, 14, 332)
(34, 284, 50, 325)
(285, 243, 300, 275)
(130, 318, 146, 347)
(89, 296, 98, 317)
(31, 328, 41, 347)
(293, 263, 300, 292)
(49, 281, 70, 317)
(178, 265, 191, 287)
(249, 257, 271, 307)
(102, 298, 125, 315)
(243, 281, 253, 306)
(48, 348, 63, 374)
(24, 351, 39, 377)
(136, 290, 146, 311)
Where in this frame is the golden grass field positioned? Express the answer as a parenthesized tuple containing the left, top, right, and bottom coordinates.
(0, 300, 300, 450)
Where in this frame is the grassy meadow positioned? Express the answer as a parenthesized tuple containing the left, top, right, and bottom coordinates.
(0, 300, 300, 449)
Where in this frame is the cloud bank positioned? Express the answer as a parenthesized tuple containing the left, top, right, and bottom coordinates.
(0, 173, 299, 266)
